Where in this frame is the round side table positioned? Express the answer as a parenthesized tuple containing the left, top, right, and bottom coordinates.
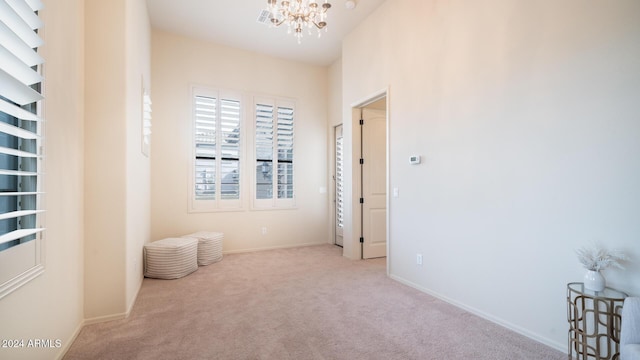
(567, 282, 627, 360)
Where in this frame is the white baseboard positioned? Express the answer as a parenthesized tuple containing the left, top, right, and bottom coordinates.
(58, 305, 135, 359)
(222, 241, 328, 255)
(389, 274, 567, 354)
(126, 277, 143, 317)
(55, 318, 85, 360)
(83, 312, 128, 326)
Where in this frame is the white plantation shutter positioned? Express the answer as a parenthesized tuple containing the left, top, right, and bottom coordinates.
(194, 94, 217, 200)
(142, 91, 152, 156)
(254, 97, 295, 208)
(255, 103, 273, 199)
(335, 134, 344, 229)
(0, 0, 45, 299)
(219, 98, 240, 200)
(190, 87, 241, 211)
(276, 106, 293, 199)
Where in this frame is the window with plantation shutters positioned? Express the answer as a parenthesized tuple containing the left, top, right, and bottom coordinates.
(190, 87, 241, 211)
(335, 132, 344, 230)
(254, 97, 295, 208)
(189, 89, 295, 211)
(0, 0, 45, 299)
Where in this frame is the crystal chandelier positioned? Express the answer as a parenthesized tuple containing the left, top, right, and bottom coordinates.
(266, 0, 332, 43)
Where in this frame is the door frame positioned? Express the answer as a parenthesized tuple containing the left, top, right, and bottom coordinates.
(349, 88, 389, 268)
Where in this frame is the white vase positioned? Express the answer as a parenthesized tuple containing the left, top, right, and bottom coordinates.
(584, 270, 605, 292)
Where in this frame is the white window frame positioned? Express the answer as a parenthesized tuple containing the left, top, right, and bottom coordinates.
(252, 96, 296, 209)
(0, 0, 45, 299)
(189, 86, 243, 212)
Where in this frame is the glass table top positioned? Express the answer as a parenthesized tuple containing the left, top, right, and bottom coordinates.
(568, 282, 627, 300)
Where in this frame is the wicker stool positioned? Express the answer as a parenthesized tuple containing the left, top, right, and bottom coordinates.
(182, 231, 224, 266)
(144, 237, 198, 279)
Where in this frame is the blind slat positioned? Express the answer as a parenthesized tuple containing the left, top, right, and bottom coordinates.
(0, 228, 44, 246)
(0, 191, 42, 197)
(0, 121, 39, 140)
(0, 97, 40, 121)
(0, 146, 38, 158)
(0, 68, 43, 105)
(0, 169, 38, 176)
(0, 209, 43, 221)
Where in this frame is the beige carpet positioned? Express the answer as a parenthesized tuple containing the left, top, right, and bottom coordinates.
(64, 244, 565, 360)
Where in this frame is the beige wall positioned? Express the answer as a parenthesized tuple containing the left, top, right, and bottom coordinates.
(84, 0, 127, 321)
(150, 31, 330, 252)
(341, 0, 640, 351)
(84, 0, 151, 322)
(327, 60, 342, 248)
(125, 0, 152, 316)
(0, 0, 86, 359)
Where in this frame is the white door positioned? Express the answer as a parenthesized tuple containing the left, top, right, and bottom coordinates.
(361, 108, 386, 259)
(334, 125, 344, 247)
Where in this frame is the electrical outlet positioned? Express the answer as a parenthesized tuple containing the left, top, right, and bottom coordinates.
(416, 253, 423, 266)
(261, 227, 267, 235)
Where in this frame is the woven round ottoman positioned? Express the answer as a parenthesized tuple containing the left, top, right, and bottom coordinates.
(143, 237, 198, 279)
(182, 231, 224, 266)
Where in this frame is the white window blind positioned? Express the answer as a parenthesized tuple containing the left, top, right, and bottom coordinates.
(276, 106, 294, 199)
(336, 132, 344, 229)
(194, 94, 217, 200)
(142, 90, 152, 156)
(255, 103, 273, 199)
(0, 0, 45, 299)
(191, 87, 241, 211)
(254, 97, 295, 208)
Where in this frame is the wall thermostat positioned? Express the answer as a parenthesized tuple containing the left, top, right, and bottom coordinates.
(409, 155, 421, 165)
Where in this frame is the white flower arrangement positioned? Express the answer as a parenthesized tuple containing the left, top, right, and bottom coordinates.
(575, 244, 627, 272)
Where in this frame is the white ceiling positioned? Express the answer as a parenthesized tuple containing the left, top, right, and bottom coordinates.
(146, 0, 387, 66)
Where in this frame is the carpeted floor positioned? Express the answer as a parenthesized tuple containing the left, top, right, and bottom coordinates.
(64, 244, 565, 360)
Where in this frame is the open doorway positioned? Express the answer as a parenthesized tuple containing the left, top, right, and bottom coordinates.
(333, 90, 388, 262)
